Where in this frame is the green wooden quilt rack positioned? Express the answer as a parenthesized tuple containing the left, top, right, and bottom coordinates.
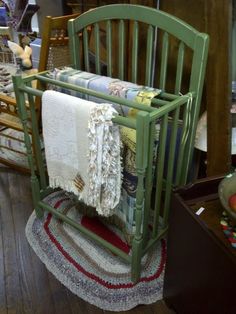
(13, 4, 209, 282)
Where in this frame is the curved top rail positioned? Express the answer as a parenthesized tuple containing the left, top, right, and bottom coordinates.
(69, 4, 208, 49)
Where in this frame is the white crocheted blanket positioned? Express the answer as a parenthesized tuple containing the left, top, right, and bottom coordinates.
(42, 90, 121, 216)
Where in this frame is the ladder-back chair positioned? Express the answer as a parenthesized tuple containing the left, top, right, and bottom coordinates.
(0, 13, 79, 172)
(13, 4, 209, 282)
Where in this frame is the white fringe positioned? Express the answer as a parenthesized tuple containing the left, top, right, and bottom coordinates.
(49, 176, 85, 202)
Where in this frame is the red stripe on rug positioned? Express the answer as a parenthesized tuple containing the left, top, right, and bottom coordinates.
(43, 198, 166, 289)
(81, 216, 130, 254)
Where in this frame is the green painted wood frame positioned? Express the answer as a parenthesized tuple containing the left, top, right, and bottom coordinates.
(12, 4, 209, 282)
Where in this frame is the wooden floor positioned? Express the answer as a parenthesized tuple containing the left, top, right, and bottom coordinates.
(0, 166, 174, 314)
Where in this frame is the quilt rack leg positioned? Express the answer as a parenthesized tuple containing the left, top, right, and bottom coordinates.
(131, 111, 150, 282)
(12, 75, 43, 218)
(131, 240, 142, 283)
(131, 165, 146, 283)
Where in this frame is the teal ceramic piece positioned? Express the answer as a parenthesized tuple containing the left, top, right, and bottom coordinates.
(218, 173, 236, 223)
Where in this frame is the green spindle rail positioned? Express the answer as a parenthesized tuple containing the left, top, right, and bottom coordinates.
(83, 27, 90, 72)
(175, 100, 191, 185)
(69, 18, 80, 69)
(12, 75, 43, 218)
(25, 81, 47, 190)
(142, 120, 156, 245)
(182, 33, 209, 182)
(175, 41, 185, 94)
(159, 32, 169, 90)
(131, 111, 150, 282)
(118, 20, 125, 80)
(145, 25, 154, 87)
(106, 20, 112, 77)
(152, 113, 168, 238)
(94, 23, 101, 75)
(131, 21, 139, 84)
(162, 107, 180, 228)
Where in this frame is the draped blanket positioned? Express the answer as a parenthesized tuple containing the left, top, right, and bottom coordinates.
(48, 68, 162, 239)
(42, 90, 121, 217)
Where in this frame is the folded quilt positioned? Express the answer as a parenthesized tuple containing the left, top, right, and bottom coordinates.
(42, 90, 121, 217)
(49, 67, 162, 116)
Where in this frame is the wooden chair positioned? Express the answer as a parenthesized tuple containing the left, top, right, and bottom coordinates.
(13, 4, 209, 282)
(0, 13, 79, 172)
(38, 13, 80, 73)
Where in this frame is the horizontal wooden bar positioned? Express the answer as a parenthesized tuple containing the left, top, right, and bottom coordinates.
(161, 91, 195, 100)
(19, 86, 43, 97)
(38, 200, 131, 263)
(0, 93, 17, 105)
(19, 86, 137, 129)
(0, 132, 25, 142)
(150, 94, 190, 120)
(0, 145, 27, 156)
(34, 74, 157, 113)
(151, 98, 169, 106)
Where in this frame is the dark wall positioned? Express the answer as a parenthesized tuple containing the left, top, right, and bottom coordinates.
(35, 0, 64, 34)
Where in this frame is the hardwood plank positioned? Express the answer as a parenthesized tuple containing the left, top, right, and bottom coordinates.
(8, 171, 37, 314)
(47, 273, 73, 314)
(0, 172, 7, 314)
(66, 289, 105, 314)
(148, 300, 175, 314)
(0, 171, 24, 314)
(29, 250, 57, 314)
(17, 175, 56, 314)
(103, 299, 175, 314)
(106, 304, 153, 314)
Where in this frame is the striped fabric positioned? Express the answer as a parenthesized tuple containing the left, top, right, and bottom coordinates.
(49, 67, 161, 116)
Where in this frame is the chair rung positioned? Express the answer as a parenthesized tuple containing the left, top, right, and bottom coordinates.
(0, 115, 23, 131)
(0, 132, 25, 142)
(0, 94, 17, 106)
(0, 144, 27, 156)
(0, 114, 32, 133)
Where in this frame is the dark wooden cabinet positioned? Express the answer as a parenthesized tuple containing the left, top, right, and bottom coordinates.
(163, 177, 236, 314)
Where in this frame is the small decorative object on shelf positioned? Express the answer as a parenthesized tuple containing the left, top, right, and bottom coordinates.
(218, 172, 236, 223)
(218, 172, 236, 247)
(220, 211, 236, 248)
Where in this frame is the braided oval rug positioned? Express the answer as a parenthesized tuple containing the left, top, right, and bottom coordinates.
(25, 190, 166, 312)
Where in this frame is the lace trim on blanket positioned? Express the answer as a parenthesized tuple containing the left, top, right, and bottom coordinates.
(87, 104, 122, 217)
